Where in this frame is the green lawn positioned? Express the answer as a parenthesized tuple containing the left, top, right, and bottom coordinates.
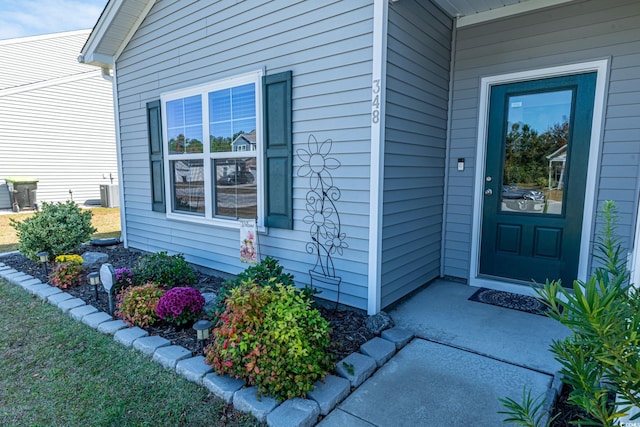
(0, 279, 259, 427)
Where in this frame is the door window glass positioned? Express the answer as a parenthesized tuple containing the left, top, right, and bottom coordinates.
(501, 90, 572, 214)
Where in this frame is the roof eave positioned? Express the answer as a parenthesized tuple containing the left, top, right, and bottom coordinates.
(79, 0, 156, 68)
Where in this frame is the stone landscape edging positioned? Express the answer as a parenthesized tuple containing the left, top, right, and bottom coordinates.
(0, 261, 414, 427)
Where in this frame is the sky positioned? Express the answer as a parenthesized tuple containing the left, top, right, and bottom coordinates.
(0, 0, 107, 41)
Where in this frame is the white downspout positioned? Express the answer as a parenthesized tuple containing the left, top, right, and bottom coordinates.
(111, 62, 127, 247)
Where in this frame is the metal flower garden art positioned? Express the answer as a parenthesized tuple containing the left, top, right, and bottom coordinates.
(297, 135, 347, 306)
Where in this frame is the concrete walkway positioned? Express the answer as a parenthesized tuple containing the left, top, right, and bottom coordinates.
(320, 280, 569, 426)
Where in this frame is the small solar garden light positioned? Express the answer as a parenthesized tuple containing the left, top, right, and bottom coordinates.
(88, 272, 100, 301)
(37, 251, 49, 276)
(193, 319, 212, 351)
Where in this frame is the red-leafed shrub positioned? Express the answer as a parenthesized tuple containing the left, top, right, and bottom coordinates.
(204, 281, 332, 401)
(116, 283, 165, 328)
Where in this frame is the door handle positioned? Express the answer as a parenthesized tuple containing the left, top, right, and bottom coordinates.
(484, 189, 493, 196)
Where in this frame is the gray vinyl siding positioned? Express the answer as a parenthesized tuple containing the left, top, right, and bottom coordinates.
(0, 31, 117, 209)
(116, 0, 374, 310)
(381, 0, 452, 308)
(443, 0, 640, 279)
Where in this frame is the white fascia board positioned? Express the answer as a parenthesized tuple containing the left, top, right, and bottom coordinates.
(83, 52, 116, 69)
(457, 0, 575, 28)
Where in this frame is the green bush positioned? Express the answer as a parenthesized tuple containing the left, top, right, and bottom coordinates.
(116, 283, 165, 328)
(131, 252, 196, 288)
(204, 281, 332, 401)
(500, 201, 637, 426)
(10, 201, 96, 261)
(208, 257, 295, 320)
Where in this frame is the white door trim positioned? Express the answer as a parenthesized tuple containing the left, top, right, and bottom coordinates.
(469, 59, 610, 294)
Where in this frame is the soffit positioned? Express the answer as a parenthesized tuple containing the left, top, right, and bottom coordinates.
(430, 0, 576, 27)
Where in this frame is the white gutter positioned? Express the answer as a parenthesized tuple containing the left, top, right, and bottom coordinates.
(367, 0, 389, 315)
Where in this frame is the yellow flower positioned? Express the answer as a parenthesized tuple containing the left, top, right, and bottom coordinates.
(54, 254, 83, 264)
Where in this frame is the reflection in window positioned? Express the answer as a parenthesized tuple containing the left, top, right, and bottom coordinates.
(172, 160, 205, 214)
(214, 158, 256, 219)
(166, 95, 203, 154)
(501, 90, 572, 215)
(209, 84, 256, 153)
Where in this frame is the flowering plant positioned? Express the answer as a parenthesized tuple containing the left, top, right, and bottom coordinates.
(54, 254, 83, 264)
(156, 287, 205, 325)
(114, 267, 133, 289)
(49, 254, 84, 289)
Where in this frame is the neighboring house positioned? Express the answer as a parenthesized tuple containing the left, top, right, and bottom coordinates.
(231, 131, 257, 152)
(80, 0, 640, 314)
(0, 30, 117, 209)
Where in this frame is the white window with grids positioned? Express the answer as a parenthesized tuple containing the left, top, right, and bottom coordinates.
(161, 70, 263, 227)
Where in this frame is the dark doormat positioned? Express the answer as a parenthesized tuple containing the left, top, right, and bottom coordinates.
(468, 287, 551, 316)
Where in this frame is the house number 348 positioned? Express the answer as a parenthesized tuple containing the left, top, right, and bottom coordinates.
(372, 79, 381, 124)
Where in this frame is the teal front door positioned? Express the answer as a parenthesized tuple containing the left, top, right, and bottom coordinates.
(479, 73, 596, 287)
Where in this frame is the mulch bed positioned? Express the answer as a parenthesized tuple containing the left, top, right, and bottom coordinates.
(1, 243, 374, 362)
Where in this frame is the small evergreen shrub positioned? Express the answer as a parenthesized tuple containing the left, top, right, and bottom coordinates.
(131, 252, 196, 288)
(156, 287, 205, 325)
(204, 281, 332, 401)
(116, 283, 165, 328)
(49, 255, 84, 289)
(10, 201, 96, 261)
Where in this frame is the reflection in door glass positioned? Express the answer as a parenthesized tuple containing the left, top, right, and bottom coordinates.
(501, 90, 573, 214)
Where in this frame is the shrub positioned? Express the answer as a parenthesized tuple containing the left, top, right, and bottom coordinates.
(204, 281, 332, 401)
(209, 257, 294, 320)
(10, 201, 96, 261)
(500, 201, 637, 426)
(131, 252, 196, 288)
(116, 283, 165, 328)
(49, 255, 84, 289)
(156, 287, 205, 326)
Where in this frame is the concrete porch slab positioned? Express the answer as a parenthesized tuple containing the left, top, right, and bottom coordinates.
(389, 280, 569, 375)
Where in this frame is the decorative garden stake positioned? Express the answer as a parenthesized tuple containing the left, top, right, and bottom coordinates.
(297, 134, 348, 308)
(99, 263, 117, 315)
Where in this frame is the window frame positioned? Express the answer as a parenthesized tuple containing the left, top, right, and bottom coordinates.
(160, 70, 264, 229)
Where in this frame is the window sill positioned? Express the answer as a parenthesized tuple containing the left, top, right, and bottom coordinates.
(165, 212, 265, 233)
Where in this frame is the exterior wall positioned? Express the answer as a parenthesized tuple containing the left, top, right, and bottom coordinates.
(0, 31, 118, 208)
(443, 0, 640, 279)
(381, 0, 452, 308)
(116, 0, 374, 309)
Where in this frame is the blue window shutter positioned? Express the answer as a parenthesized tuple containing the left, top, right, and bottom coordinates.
(147, 100, 166, 212)
(263, 71, 292, 229)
